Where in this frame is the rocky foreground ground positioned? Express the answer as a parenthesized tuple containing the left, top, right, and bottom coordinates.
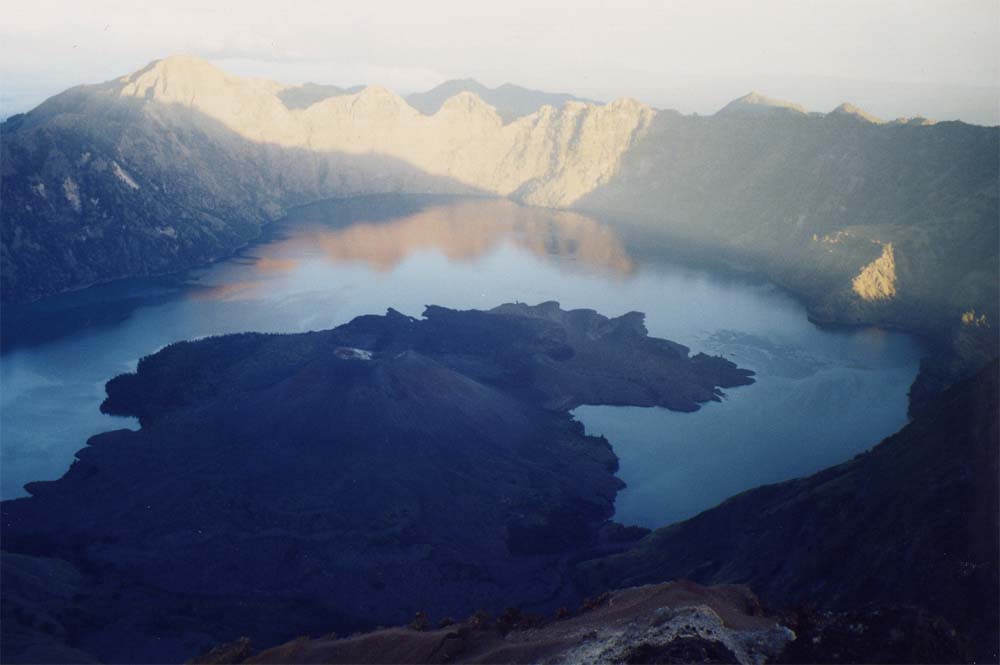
(196, 580, 970, 665)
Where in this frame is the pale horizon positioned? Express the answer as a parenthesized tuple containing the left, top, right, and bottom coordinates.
(2, 0, 999, 124)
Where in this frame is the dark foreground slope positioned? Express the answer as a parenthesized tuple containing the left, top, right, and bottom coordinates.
(202, 581, 797, 665)
(576, 361, 999, 661)
(194, 579, 971, 665)
(0, 303, 751, 663)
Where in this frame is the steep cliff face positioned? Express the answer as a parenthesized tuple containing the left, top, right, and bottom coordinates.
(575, 362, 999, 662)
(850, 242, 896, 301)
(111, 56, 652, 206)
(0, 55, 653, 302)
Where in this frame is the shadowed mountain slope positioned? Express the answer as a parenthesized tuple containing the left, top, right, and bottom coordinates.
(0, 56, 650, 303)
(578, 109, 999, 398)
(0, 89, 481, 303)
(575, 361, 999, 662)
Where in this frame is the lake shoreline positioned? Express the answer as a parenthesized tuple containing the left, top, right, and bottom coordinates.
(4, 191, 956, 419)
(1, 196, 924, 510)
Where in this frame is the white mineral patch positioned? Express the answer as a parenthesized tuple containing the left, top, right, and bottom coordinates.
(62, 177, 81, 212)
(555, 604, 794, 665)
(112, 161, 140, 189)
(334, 347, 373, 361)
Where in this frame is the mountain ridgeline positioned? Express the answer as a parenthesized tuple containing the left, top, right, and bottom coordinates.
(1, 54, 997, 391)
(405, 78, 600, 123)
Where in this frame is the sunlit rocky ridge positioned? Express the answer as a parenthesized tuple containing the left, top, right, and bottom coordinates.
(1, 54, 996, 399)
(115, 55, 653, 207)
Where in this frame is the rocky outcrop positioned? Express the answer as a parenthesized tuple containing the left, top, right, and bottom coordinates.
(716, 91, 809, 116)
(193, 580, 970, 665)
(575, 361, 999, 662)
(0, 56, 651, 303)
(851, 242, 896, 300)
(200, 581, 796, 665)
(829, 102, 884, 124)
(109, 56, 651, 206)
(577, 105, 998, 393)
(0, 303, 752, 663)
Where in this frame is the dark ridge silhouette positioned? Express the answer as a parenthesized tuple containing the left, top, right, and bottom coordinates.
(277, 82, 365, 110)
(406, 78, 600, 122)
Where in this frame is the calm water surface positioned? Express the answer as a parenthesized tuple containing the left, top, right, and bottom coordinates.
(0, 196, 922, 527)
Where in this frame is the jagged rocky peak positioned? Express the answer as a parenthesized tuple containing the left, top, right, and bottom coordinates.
(353, 84, 404, 103)
(117, 54, 254, 102)
(717, 91, 809, 115)
(342, 84, 411, 110)
(892, 115, 937, 126)
(830, 102, 884, 124)
(605, 96, 648, 115)
(436, 90, 502, 118)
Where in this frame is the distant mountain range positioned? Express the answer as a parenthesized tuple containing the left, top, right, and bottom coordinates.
(272, 77, 597, 121)
(405, 78, 600, 123)
(0, 55, 655, 302)
(277, 82, 366, 109)
(1, 54, 996, 396)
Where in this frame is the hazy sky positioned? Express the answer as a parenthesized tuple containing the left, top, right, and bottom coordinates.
(2, 0, 998, 123)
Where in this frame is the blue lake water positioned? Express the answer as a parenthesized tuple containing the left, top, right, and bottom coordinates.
(0, 196, 923, 528)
